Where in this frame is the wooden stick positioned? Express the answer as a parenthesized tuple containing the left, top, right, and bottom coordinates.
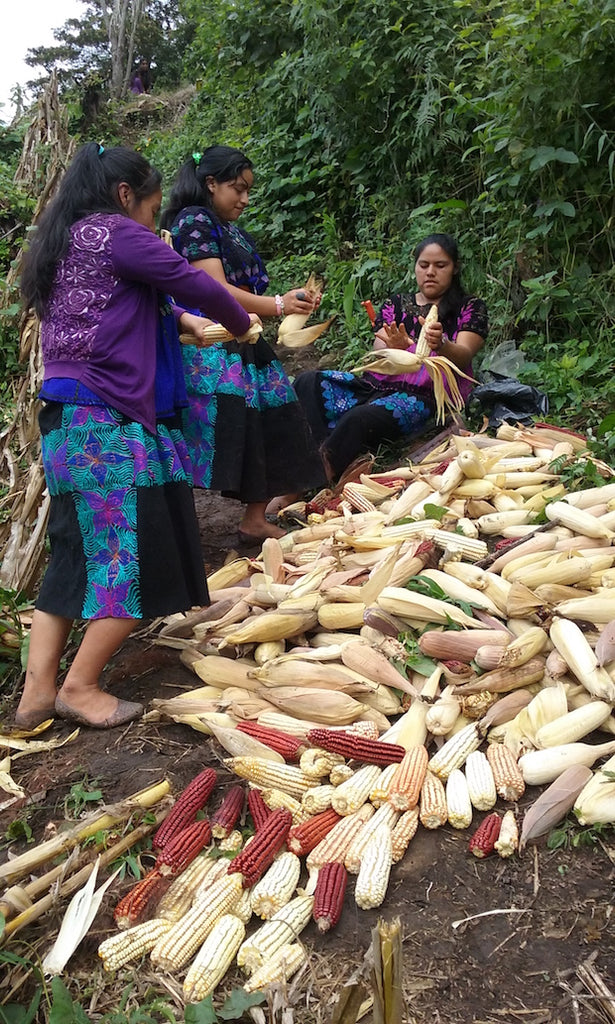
(2, 808, 166, 939)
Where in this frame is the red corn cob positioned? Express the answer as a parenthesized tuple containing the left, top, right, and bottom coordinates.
(468, 812, 502, 858)
(287, 807, 342, 857)
(211, 784, 245, 838)
(152, 767, 217, 850)
(247, 788, 272, 831)
(236, 721, 306, 761)
(155, 818, 212, 876)
(306, 729, 406, 767)
(113, 868, 170, 929)
(227, 808, 292, 888)
(313, 861, 348, 933)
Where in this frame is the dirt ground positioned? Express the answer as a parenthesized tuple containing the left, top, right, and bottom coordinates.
(2, 344, 615, 1022)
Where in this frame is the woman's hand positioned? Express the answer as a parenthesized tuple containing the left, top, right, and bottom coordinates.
(419, 314, 445, 353)
(178, 311, 216, 346)
(282, 287, 319, 316)
(379, 320, 412, 350)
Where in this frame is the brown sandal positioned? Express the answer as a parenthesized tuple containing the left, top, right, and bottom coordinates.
(54, 696, 143, 729)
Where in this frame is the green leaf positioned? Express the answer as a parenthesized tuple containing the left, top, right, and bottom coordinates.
(218, 989, 266, 1018)
(184, 998, 218, 1024)
(423, 503, 448, 522)
(49, 979, 89, 1024)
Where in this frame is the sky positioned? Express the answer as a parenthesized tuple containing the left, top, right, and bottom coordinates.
(1, 0, 83, 123)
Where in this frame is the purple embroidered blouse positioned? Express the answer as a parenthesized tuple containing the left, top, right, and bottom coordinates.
(41, 212, 250, 432)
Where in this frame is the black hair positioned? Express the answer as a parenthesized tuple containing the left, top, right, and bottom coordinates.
(21, 142, 161, 316)
(160, 144, 253, 230)
(413, 233, 467, 321)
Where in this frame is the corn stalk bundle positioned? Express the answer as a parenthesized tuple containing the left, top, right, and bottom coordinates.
(0, 72, 76, 594)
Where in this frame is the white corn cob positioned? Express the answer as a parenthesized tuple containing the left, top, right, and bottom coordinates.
(224, 757, 314, 798)
(302, 783, 336, 813)
(237, 895, 314, 974)
(98, 919, 172, 971)
(331, 764, 382, 815)
(428, 722, 483, 780)
(354, 824, 393, 909)
(250, 851, 302, 919)
(156, 855, 224, 923)
(150, 874, 243, 969)
(494, 809, 519, 858)
(534, 701, 613, 748)
(300, 747, 345, 779)
(464, 750, 497, 811)
(369, 762, 399, 807)
(445, 769, 473, 829)
(243, 942, 307, 993)
(260, 788, 309, 825)
(545, 501, 614, 539)
(344, 803, 400, 873)
(329, 764, 355, 787)
(182, 914, 245, 1002)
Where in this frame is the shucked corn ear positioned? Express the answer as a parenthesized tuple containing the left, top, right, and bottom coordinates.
(99, 919, 172, 971)
(237, 894, 314, 974)
(549, 617, 615, 702)
(377, 587, 482, 628)
(183, 914, 245, 1002)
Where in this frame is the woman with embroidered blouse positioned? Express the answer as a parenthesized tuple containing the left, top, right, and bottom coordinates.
(160, 145, 324, 545)
(293, 234, 488, 481)
(14, 143, 254, 731)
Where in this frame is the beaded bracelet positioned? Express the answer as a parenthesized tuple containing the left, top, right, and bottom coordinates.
(275, 294, 285, 317)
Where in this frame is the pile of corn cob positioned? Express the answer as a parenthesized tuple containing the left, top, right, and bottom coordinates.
(106, 421, 615, 1000)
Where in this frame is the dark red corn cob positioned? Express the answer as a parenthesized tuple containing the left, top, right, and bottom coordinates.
(236, 721, 306, 761)
(247, 787, 272, 831)
(287, 807, 342, 857)
(468, 812, 502, 858)
(211, 784, 245, 839)
(313, 861, 348, 933)
(156, 818, 212, 875)
(152, 767, 216, 850)
(113, 868, 170, 929)
(306, 729, 406, 767)
(227, 808, 292, 888)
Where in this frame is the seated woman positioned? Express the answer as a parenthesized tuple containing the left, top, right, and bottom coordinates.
(293, 233, 488, 481)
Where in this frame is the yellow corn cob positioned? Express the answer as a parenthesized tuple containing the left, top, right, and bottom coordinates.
(390, 807, 420, 863)
(317, 602, 367, 630)
(369, 762, 399, 807)
(419, 771, 448, 829)
(445, 768, 473, 829)
(254, 640, 286, 665)
(486, 743, 525, 801)
(534, 701, 613, 748)
(182, 914, 246, 1002)
(261, 788, 309, 825)
(494, 809, 519, 857)
(225, 757, 313, 798)
(331, 764, 382, 815)
(237, 894, 314, 974)
(306, 803, 375, 871)
(464, 750, 497, 811)
(150, 874, 243, 970)
(243, 942, 307, 992)
(415, 302, 439, 357)
(300, 747, 346, 779)
(329, 763, 355, 787)
(386, 745, 429, 811)
(257, 711, 315, 736)
(156, 855, 226, 923)
(553, 593, 615, 625)
(344, 803, 400, 873)
(206, 558, 252, 591)
(428, 722, 483, 780)
(354, 823, 393, 910)
(223, 610, 318, 645)
(233, 888, 254, 923)
(250, 851, 302, 919)
(219, 830, 244, 853)
(98, 919, 172, 971)
(302, 783, 336, 814)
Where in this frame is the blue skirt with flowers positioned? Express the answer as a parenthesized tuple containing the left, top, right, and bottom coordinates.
(36, 401, 208, 621)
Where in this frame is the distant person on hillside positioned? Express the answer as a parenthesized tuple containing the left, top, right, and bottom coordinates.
(14, 143, 254, 731)
(293, 234, 488, 481)
(160, 144, 324, 545)
(130, 59, 151, 94)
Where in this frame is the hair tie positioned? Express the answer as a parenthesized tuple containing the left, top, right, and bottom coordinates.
(98, 143, 105, 155)
(192, 151, 202, 165)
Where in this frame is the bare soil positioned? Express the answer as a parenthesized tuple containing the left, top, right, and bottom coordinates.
(2, 343, 615, 1022)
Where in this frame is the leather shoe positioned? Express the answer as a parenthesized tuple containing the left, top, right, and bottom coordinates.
(55, 696, 144, 729)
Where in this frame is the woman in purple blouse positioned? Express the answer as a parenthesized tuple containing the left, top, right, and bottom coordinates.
(14, 143, 255, 730)
(294, 234, 488, 481)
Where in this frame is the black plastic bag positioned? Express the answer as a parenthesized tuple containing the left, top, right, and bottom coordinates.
(468, 373, 549, 429)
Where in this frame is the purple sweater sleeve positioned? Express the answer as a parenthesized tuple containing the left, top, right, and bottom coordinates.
(111, 218, 251, 337)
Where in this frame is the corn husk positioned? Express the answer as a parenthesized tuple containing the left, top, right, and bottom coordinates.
(519, 765, 593, 849)
(257, 686, 368, 725)
(519, 741, 615, 786)
(573, 753, 615, 825)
